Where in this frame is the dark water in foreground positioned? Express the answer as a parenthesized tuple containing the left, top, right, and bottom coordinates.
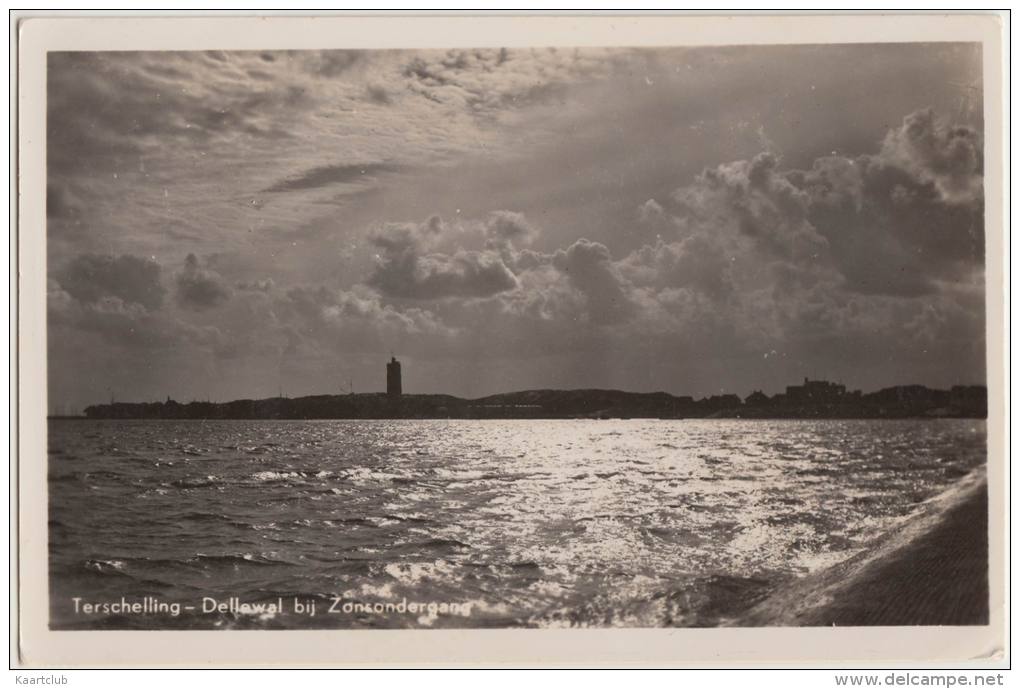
(48, 418, 985, 629)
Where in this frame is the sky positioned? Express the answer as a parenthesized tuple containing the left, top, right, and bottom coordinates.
(46, 43, 986, 410)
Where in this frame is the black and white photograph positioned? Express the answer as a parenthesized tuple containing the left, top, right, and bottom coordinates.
(16, 12, 1006, 667)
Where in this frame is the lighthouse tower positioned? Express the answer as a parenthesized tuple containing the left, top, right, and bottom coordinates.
(386, 357, 402, 397)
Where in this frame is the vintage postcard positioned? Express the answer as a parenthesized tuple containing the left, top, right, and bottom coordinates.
(15, 12, 1006, 667)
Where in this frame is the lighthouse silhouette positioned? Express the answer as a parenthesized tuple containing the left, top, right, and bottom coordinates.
(386, 356, 402, 397)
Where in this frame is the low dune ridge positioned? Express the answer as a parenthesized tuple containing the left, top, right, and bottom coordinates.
(732, 467, 989, 627)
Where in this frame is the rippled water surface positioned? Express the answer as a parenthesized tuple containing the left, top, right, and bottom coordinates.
(48, 418, 985, 629)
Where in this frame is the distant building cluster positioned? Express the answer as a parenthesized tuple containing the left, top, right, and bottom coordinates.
(742, 378, 985, 417)
(758, 379, 860, 406)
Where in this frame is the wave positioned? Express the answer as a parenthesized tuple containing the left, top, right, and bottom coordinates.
(382, 513, 431, 524)
(49, 472, 83, 484)
(507, 560, 542, 570)
(252, 470, 301, 482)
(83, 552, 297, 573)
(181, 552, 295, 567)
(178, 511, 245, 526)
(251, 522, 282, 531)
(85, 470, 123, 481)
(73, 559, 171, 589)
(417, 537, 471, 550)
(251, 469, 334, 483)
(170, 475, 219, 489)
(84, 558, 126, 573)
(323, 516, 376, 527)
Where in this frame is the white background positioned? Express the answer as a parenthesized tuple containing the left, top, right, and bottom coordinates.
(6, 4, 1012, 683)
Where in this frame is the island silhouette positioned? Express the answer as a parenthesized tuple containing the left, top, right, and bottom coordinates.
(77, 363, 986, 420)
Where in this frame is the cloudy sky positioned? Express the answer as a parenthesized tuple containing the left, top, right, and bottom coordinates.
(47, 43, 985, 410)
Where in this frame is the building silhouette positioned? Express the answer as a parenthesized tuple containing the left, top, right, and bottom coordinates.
(386, 356, 402, 397)
(785, 377, 848, 403)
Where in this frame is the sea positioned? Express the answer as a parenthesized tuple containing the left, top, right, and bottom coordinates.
(47, 418, 986, 629)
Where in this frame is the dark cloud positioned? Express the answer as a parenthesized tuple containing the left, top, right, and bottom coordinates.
(484, 210, 539, 266)
(369, 214, 445, 254)
(875, 108, 983, 205)
(308, 51, 363, 77)
(47, 183, 83, 220)
(236, 278, 275, 292)
(398, 48, 611, 113)
(792, 109, 984, 295)
(620, 236, 731, 298)
(175, 254, 232, 311)
(47, 53, 148, 174)
(366, 84, 393, 105)
(255, 286, 455, 373)
(403, 56, 454, 87)
(48, 279, 225, 352)
(550, 239, 634, 325)
(366, 215, 520, 300)
(47, 52, 318, 177)
(633, 109, 985, 299)
(263, 162, 401, 193)
(484, 210, 537, 248)
(407, 252, 520, 300)
(46, 182, 91, 240)
(679, 151, 827, 264)
(557, 108, 986, 380)
(56, 253, 165, 311)
(637, 198, 665, 224)
(282, 285, 448, 338)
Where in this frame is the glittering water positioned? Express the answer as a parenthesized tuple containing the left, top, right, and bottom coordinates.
(48, 418, 985, 629)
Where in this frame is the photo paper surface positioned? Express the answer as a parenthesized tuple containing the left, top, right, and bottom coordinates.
(16, 13, 1006, 666)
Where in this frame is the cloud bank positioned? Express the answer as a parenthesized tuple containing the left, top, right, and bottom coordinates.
(45, 44, 986, 408)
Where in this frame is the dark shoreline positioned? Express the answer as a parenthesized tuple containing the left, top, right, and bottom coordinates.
(75, 384, 987, 421)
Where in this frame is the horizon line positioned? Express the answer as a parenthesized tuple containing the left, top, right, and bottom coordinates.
(74, 379, 988, 409)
